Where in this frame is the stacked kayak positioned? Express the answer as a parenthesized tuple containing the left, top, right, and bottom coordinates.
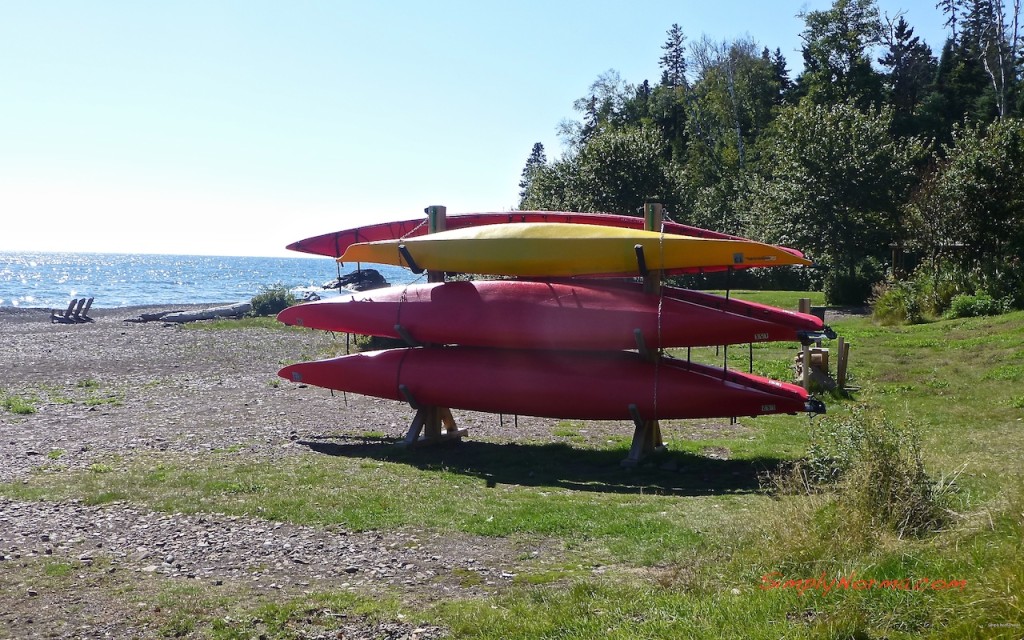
(338, 223, 809, 277)
(286, 210, 806, 276)
(280, 349, 819, 421)
(279, 212, 827, 422)
(277, 280, 832, 351)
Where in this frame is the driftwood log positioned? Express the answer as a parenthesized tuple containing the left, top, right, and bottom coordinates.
(124, 303, 251, 324)
(160, 302, 252, 323)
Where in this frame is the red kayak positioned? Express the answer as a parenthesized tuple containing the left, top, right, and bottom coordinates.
(277, 280, 831, 349)
(279, 347, 823, 420)
(286, 211, 804, 275)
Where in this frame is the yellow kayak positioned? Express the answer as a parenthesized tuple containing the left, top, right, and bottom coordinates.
(339, 222, 810, 277)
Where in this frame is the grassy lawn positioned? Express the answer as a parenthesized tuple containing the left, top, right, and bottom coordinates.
(4, 300, 1024, 638)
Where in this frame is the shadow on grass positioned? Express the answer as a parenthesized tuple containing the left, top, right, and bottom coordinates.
(298, 435, 789, 497)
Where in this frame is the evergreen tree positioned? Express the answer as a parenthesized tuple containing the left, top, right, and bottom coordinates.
(937, 0, 960, 42)
(621, 80, 654, 124)
(918, 38, 991, 142)
(766, 47, 793, 104)
(660, 24, 688, 88)
(879, 16, 938, 136)
(517, 143, 547, 208)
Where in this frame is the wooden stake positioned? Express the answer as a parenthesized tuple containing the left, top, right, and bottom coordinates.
(837, 337, 850, 389)
(799, 298, 811, 390)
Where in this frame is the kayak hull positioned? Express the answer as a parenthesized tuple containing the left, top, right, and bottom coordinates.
(279, 347, 813, 421)
(277, 280, 825, 349)
(340, 223, 810, 277)
(287, 210, 804, 260)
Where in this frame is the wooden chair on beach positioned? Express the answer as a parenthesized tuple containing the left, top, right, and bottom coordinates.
(51, 299, 78, 323)
(50, 297, 95, 324)
(74, 297, 94, 322)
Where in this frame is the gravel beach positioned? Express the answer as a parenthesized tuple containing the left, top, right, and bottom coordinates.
(3, 305, 695, 638)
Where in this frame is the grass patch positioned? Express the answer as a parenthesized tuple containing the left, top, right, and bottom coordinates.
(83, 392, 123, 407)
(2, 447, 725, 565)
(551, 422, 584, 441)
(2, 393, 37, 414)
(704, 290, 826, 310)
(43, 561, 75, 578)
(181, 316, 300, 331)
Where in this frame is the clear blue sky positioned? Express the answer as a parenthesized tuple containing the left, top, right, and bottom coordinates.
(0, 0, 948, 257)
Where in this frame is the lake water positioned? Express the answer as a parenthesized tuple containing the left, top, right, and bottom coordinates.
(0, 251, 419, 309)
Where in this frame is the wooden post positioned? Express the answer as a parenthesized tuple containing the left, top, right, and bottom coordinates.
(401, 205, 466, 446)
(623, 202, 666, 467)
(836, 337, 850, 390)
(798, 298, 811, 390)
(425, 204, 447, 283)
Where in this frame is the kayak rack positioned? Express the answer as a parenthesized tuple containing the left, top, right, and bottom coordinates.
(397, 205, 467, 448)
(621, 203, 668, 467)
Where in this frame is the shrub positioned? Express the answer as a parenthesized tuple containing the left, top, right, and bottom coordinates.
(871, 278, 923, 324)
(250, 285, 297, 317)
(945, 293, 1007, 319)
(793, 407, 953, 537)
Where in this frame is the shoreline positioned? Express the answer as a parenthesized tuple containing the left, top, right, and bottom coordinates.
(0, 302, 236, 325)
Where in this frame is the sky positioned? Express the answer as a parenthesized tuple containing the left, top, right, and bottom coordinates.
(1, 1, 950, 257)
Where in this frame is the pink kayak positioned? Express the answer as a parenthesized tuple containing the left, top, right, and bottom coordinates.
(279, 347, 823, 421)
(277, 280, 831, 349)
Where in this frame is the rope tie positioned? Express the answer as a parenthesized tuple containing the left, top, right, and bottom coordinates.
(653, 217, 667, 419)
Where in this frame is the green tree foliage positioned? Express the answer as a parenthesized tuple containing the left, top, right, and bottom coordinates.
(919, 38, 992, 142)
(682, 37, 780, 234)
(879, 16, 938, 136)
(796, 0, 886, 108)
(750, 102, 925, 303)
(520, 127, 676, 215)
(516, 0, 1024, 307)
(907, 119, 1024, 298)
(936, 0, 1023, 119)
(558, 69, 632, 149)
(765, 47, 794, 105)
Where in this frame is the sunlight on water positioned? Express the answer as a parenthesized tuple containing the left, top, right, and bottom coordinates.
(0, 251, 417, 309)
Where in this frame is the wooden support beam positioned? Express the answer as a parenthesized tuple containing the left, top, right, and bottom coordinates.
(399, 401, 467, 448)
(398, 205, 465, 448)
(623, 202, 666, 467)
